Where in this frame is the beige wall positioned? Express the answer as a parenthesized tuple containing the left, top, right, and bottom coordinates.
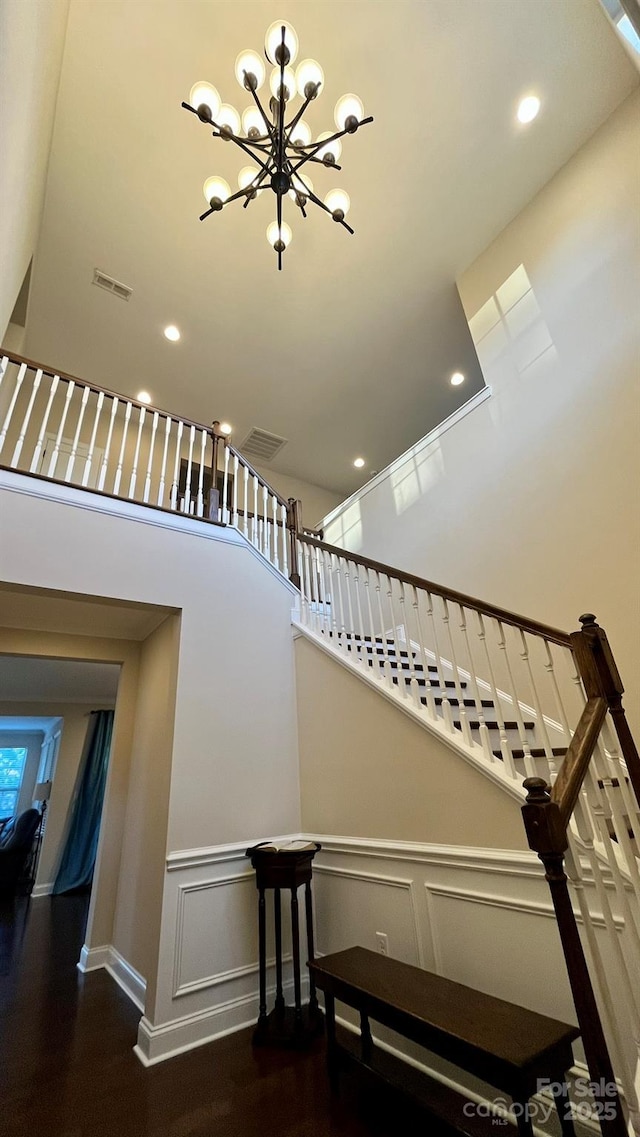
(295, 636, 527, 849)
(112, 614, 179, 998)
(0, 0, 69, 339)
(323, 93, 640, 733)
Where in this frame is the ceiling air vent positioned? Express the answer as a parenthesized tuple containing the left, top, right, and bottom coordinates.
(240, 427, 287, 463)
(92, 269, 133, 301)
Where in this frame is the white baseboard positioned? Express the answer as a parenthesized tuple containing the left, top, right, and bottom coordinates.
(77, 943, 146, 1013)
(134, 976, 308, 1066)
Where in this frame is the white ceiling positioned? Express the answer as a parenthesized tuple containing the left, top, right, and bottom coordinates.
(0, 656, 120, 704)
(23, 0, 637, 494)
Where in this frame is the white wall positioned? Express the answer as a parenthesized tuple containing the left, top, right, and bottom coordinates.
(0, 470, 300, 1040)
(252, 463, 342, 529)
(0, 0, 69, 339)
(323, 93, 640, 733)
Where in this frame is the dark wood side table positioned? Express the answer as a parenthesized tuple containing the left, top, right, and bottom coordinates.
(246, 842, 323, 1048)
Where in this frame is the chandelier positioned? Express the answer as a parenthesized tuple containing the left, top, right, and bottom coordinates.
(182, 20, 373, 270)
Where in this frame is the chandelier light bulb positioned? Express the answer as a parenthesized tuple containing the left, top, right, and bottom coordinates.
(315, 131, 342, 164)
(234, 50, 266, 92)
(295, 59, 324, 100)
(264, 20, 299, 66)
(289, 173, 314, 201)
(291, 120, 312, 147)
(203, 175, 230, 208)
(269, 66, 296, 102)
(266, 221, 292, 250)
(335, 93, 364, 133)
(238, 166, 261, 193)
(189, 81, 221, 122)
(325, 189, 351, 219)
(242, 106, 266, 138)
(217, 104, 241, 136)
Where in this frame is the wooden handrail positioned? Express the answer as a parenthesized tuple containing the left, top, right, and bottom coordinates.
(298, 534, 572, 647)
(550, 696, 607, 827)
(0, 349, 214, 434)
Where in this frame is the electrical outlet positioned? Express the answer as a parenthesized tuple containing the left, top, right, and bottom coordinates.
(375, 932, 388, 956)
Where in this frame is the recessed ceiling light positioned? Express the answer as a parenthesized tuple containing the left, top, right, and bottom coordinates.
(137, 390, 152, 404)
(450, 372, 465, 386)
(164, 324, 181, 341)
(219, 422, 232, 435)
(353, 457, 365, 468)
(517, 95, 541, 125)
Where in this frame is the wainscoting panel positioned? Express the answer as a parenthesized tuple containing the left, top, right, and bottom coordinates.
(313, 865, 423, 967)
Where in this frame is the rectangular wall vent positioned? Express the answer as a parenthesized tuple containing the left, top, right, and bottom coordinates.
(240, 427, 287, 463)
(92, 269, 133, 301)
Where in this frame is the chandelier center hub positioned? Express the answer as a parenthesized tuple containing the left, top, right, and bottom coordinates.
(271, 170, 291, 196)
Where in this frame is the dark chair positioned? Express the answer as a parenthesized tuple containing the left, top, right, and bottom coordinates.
(0, 809, 41, 896)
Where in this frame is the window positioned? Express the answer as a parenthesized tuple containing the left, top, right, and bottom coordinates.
(0, 748, 28, 820)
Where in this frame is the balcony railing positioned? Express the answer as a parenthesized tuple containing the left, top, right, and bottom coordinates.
(0, 351, 294, 576)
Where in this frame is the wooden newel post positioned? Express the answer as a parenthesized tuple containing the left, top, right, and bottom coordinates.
(522, 778, 627, 1137)
(287, 497, 302, 588)
(208, 421, 223, 521)
(571, 614, 640, 802)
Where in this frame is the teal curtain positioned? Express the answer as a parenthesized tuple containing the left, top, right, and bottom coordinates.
(53, 710, 114, 895)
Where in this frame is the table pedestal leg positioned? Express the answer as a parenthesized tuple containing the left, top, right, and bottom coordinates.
(325, 992, 339, 1095)
(257, 887, 267, 1035)
(274, 888, 284, 1018)
(291, 886, 302, 1033)
(304, 880, 319, 1017)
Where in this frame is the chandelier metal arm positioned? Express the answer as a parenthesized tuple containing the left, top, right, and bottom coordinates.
(246, 81, 278, 144)
(303, 186, 355, 235)
(291, 117, 374, 177)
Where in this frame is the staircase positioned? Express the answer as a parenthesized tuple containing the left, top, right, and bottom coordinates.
(1, 346, 639, 1134)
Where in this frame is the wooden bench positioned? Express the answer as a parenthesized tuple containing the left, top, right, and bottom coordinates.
(309, 947, 580, 1137)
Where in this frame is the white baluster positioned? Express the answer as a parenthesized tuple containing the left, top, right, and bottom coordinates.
(169, 419, 183, 510)
(113, 400, 133, 495)
(386, 578, 407, 695)
(476, 613, 518, 779)
(271, 495, 279, 569)
(0, 356, 9, 392)
(251, 474, 258, 544)
(82, 391, 104, 487)
(143, 412, 159, 503)
(127, 405, 146, 499)
(47, 380, 75, 478)
(414, 588, 437, 721)
(333, 555, 347, 647)
(281, 502, 288, 577)
(398, 582, 421, 709)
(426, 591, 454, 735)
(64, 385, 90, 483)
(518, 630, 558, 781)
(182, 424, 195, 513)
(195, 428, 206, 517)
(230, 454, 239, 527)
(302, 543, 313, 625)
(459, 604, 494, 762)
(157, 416, 172, 506)
(11, 368, 42, 468)
(373, 571, 393, 686)
(353, 565, 366, 654)
(0, 362, 27, 460)
(243, 465, 249, 536)
(262, 484, 269, 558)
(98, 397, 119, 492)
(544, 640, 573, 742)
(30, 374, 60, 473)
(363, 568, 376, 648)
(343, 561, 356, 647)
(316, 544, 330, 633)
(495, 621, 536, 778)
(221, 443, 230, 523)
(441, 598, 473, 747)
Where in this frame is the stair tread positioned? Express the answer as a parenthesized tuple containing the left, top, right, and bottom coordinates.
(390, 675, 468, 690)
(493, 747, 568, 760)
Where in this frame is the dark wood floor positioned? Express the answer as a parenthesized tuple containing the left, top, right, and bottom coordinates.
(0, 894, 439, 1137)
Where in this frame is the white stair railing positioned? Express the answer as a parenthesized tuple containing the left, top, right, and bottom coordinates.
(296, 533, 640, 1131)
